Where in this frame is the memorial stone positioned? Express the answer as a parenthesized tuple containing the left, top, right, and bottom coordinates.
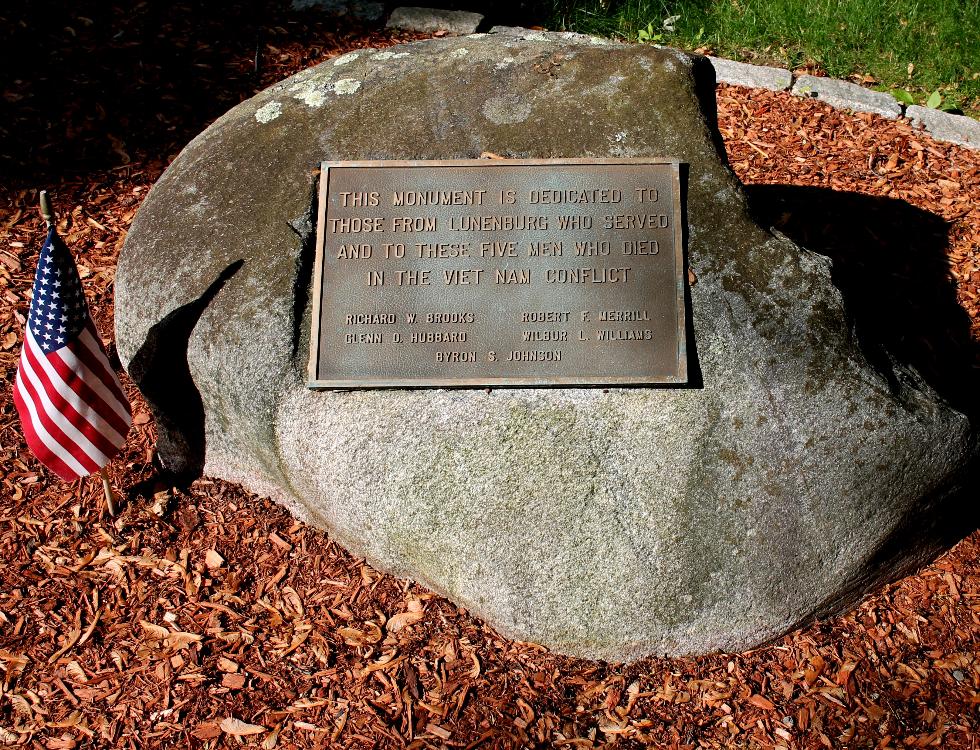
(115, 34, 977, 661)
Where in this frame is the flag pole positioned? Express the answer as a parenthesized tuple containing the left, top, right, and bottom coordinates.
(38, 190, 119, 517)
(99, 467, 119, 517)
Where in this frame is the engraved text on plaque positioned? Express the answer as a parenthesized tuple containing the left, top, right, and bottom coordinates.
(307, 158, 686, 388)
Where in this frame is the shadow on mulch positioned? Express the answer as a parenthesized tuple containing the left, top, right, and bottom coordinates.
(0, 1, 400, 185)
(0, 1, 551, 186)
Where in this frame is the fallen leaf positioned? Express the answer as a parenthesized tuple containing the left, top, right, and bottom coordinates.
(220, 717, 266, 736)
(338, 622, 383, 646)
(282, 586, 304, 617)
(359, 651, 405, 677)
(140, 620, 170, 641)
(387, 609, 424, 633)
(64, 661, 88, 683)
(749, 694, 776, 710)
(45, 735, 77, 749)
(165, 631, 203, 651)
(262, 723, 283, 750)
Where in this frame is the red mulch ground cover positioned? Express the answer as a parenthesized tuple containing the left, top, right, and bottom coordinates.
(2, 4, 979, 748)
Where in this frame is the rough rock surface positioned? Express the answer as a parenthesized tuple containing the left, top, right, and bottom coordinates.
(386, 7, 483, 34)
(792, 74, 902, 119)
(905, 105, 980, 150)
(116, 34, 977, 662)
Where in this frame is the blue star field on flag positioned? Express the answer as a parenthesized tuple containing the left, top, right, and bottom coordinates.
(29, 228, 87, 353)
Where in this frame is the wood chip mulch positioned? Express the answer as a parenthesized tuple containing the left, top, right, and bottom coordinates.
(1, 5, 979, 748)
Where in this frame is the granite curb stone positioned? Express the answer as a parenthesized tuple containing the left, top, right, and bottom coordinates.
(906, 105, 980, 149)
(792, 74, 902, 119)
(707, 56, 791, 91)
(386, 7, 483, 34)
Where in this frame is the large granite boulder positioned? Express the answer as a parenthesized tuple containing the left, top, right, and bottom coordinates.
(115, 32, 978, 662)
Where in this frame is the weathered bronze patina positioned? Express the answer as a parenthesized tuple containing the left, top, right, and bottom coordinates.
(308, 158, 686, 388)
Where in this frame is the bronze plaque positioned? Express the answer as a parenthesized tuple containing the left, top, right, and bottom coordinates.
(307, 158, 686, 388)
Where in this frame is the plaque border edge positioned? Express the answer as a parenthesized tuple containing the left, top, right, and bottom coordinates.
(306, 157, 688, 390)
(671, 163, 688, 385)
(306, 162, 332, 384)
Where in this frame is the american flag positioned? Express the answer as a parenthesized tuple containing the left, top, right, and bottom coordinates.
(12, 226, 131, 480)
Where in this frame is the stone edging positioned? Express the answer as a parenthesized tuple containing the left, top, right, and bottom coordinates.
(707, 56, 978, 150)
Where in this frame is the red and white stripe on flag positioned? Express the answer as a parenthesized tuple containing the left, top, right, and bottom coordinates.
(12, 227, 131, 480)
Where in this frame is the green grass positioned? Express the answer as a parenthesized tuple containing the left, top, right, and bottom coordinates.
(544, 0, 980, 115)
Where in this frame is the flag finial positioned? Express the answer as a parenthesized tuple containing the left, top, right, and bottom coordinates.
(39, 190, 55, 227)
